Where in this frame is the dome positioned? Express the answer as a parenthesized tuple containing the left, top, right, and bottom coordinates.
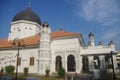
(89, 32, 94, 37)
(98, 42, 103, 45)
(12, 7, 41, 25)
(43, 22, 49, 27)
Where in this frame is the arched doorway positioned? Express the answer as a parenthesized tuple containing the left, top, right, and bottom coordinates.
(55, 56, 62, 71)
(82, 56, 89, 71)
(105, 54, 112, 69)
(67, 55, 76, 72)
(93, 56, 100, 69)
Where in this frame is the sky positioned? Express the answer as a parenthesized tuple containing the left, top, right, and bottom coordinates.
(0, 0, 120, 50)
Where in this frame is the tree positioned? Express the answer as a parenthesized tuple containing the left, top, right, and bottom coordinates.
(0, 67, 4, 75)
(24, 67, 29, 76)
(45, 68, 50, 77)
(57, 67, 65, 78)
(5, 65, 15, 75)
(99, 69, 113, 80)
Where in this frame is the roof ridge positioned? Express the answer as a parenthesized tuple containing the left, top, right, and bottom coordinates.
(22, 34, 40, 40)
(0, 38, 7, 40)
(52, 30, 80, 34)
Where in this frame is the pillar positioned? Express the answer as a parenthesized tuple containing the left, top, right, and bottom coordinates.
(88, 56, 94, 71)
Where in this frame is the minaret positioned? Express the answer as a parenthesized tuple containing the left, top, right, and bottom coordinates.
(88, 32, 95, 46)
(39, 22, 51, 74)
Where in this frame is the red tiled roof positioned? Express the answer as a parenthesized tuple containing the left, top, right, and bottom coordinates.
(0, 34, 40, 49)
(22, 34, 40, 46)
(51, 30, 80, 39)
(0, 30, 82, 49)
(0, 39, 13, 48)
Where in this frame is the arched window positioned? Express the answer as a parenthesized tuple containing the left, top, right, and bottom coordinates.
(18, 57, 21, 65)
(67, 55, 76, 72)
(30, 57, 34, 65)
(82, 56, 89, 71)
(55, 56, 62, 71)
(93, 56, 100, 69)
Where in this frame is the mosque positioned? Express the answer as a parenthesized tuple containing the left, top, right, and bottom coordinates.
(0, 6, 117, 75)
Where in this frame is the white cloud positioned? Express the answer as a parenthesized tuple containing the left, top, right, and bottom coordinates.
(65, 0, 120, 49)
(101, 27, 120, 50)
(115, 39, 120, 50)
(102, 29, 120, 40)
(75, 0, 120, 49)
(77, 0, 120, 26)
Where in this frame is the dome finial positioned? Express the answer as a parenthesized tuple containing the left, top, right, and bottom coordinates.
(89, 32, 94, 38)
(43, 22, 49, 27)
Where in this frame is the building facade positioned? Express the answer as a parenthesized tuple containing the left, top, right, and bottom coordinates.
(0, 7, 117, 75)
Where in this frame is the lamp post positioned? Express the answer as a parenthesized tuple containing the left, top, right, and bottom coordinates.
(110, 51, 116, 80)
(13, 39, 25, 80)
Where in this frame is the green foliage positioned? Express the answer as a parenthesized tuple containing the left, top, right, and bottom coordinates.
(57, 67, 65, 78)
(45, 68, 50, 77)
(0, 67, 4, 73)
(24, 67, 29, 76)
(99, 69, 113, 80)
(117, 78, 120, 80)
(5, 65, 15, 75)
(0, 67, 4, 76)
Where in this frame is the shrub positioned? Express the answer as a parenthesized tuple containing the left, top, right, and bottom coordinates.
(45, 68, 50, 77)
(117, 78, 120, 80)
(99, 69, 113, 80)
(0, 67, 4, 75)
(57, 67, 65, 78)
(0, 67, 4, 73)
(24, 67, 29, 76)
(5, 65, 15, 75)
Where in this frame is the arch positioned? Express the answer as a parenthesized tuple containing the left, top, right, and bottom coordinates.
(30, 57, 34, 65)
(55, 56, 62, 71)
(105, 54, 112, 69)
(82, 56, 89, 71)
(93, 56, 100, 69)
(67, 55, 76, 72)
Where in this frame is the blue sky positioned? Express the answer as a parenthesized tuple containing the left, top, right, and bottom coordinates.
(0, 0, 120, 50)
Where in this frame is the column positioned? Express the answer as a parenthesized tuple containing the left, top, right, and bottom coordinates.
(99, 55, 105, 69)
(50, 51, 55, 73)
(65, 51, 67, 72)
(88, 56, 94, 71)
(79, 55, 82, 73)
(76, 52, 80, 73)
(113, 55, 117, 70)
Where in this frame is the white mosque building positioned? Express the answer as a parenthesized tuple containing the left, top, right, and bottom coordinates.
(0, 7, 117, 75)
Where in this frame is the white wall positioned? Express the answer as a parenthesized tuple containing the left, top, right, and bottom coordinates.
(8, 20, 41, 40)
(51, 37, 82, 73)
(83, 45, 115, 55)
(0, 48, 39, 73)
(51, 37, 81, 50)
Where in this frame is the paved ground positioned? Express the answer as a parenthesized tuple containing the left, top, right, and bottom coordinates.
(0, 76, 42, 80)
(65, 73, 93, 80)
